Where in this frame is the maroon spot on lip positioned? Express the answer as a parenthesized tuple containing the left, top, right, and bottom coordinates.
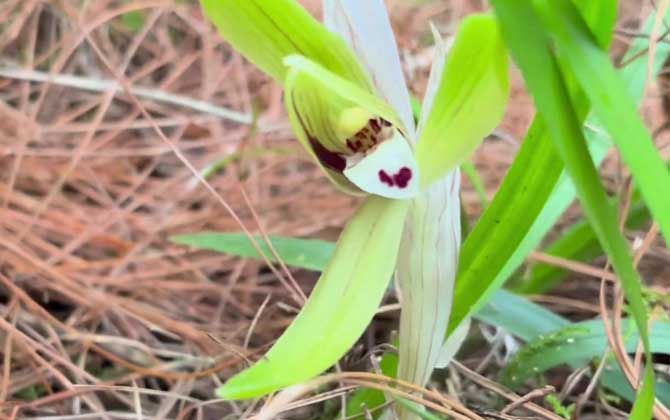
(393, 167, 412, 189)
(292, 98, 346, 172)
(369, 118, 381, 133)
(378, 170, 394, 187)
(378, 167, 412, 189)
(308, 134, 346, 172)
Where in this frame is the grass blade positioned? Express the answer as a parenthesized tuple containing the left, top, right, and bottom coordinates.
(490, 2, 655, 417)
(534, 0, 670, 244)
(446, 0, 617, 336)
(450, 1, 670, 331)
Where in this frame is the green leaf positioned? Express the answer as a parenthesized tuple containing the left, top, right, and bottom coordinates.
(214, 196, 408, 399)
(502, 319, 670, 391)
(518, 198, 650, 295)
(200, 0, 369, 86)
(534, 0, 670, 244)
(488, 8, 670, 295)
(121, 11, 146, 32)
(416, 14, 509, 187)
(447, 0, 620, 337)
(447, 119, 562, 336)
(171, 233, 334, 272)
(394, 399, 444, 420)
(345, 352, 398, 417)
(491, 2, 655, 417)
(461, 161, 489, 208)
(603, 370, 670, 405)
(476, 289, 569, 338)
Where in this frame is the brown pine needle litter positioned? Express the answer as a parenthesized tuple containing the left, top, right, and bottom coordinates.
(1, 0, 668, 419)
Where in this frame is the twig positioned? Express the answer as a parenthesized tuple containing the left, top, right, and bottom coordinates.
(0, 67, 253, 124)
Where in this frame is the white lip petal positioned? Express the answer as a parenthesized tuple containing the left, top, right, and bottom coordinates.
(324, 0, 416, 138)
(343, 131, 419, 199)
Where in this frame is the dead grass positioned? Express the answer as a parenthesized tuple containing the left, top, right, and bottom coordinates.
(0, 0, 667, 419)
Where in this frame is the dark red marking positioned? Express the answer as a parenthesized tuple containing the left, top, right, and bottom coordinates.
(378, 167, 412, 189)
(378, 170, 394, 187)
(308, 134, 346, 172)
(393, 167, 412, 188)
(369, 118, 381, 133)
(381, 118, 392, 127)
(292, 96, 347, 172)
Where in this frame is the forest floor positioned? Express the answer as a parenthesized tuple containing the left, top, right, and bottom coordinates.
(0, 0, 668, 419)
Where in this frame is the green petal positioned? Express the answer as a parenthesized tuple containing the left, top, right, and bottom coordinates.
(285, 55, 420, 198)
(217, 196, 409, 400)
(200, 0, 370, 86)
(416, 14, 509, 187)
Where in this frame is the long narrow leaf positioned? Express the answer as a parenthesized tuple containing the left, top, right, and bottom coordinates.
(534, 1, 670, 244)
(509, 9, 670, 293)
(490, 2, 655, 417)
(447, 0, 617, 336)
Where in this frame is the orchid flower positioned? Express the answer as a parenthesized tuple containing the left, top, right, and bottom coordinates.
(201, 0, 509, 404)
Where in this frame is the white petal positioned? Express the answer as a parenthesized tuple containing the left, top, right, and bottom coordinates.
(324, 0, 416, 137)
(417, 25, 453, 138)
(343, 131, 419, 199)
(396, 169, 461, 387)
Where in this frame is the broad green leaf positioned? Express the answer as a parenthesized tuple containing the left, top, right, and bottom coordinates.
(200, 0, 370, 87)
(170, 233, 334, 272)
(215, 196, 408, 399)
(603, 370, 670, 406)
(533, 0, 670, 244)
(416, 14, 509, 187)
(396, 171, 461, 387)
(324, 0, 416, 136)
(476, 289, 569, 338)
(502, 319, 670, 391)
(491, 2, 654, 417)
(284, 55, 419, 198)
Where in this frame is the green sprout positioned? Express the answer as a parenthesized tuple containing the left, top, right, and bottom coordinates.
(200, 0, 509, 404)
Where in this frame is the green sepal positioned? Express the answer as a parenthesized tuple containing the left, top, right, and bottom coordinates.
(200, 0, 370, 87)
(217, 196, 409, 400)
(416, 14, 509, 187)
